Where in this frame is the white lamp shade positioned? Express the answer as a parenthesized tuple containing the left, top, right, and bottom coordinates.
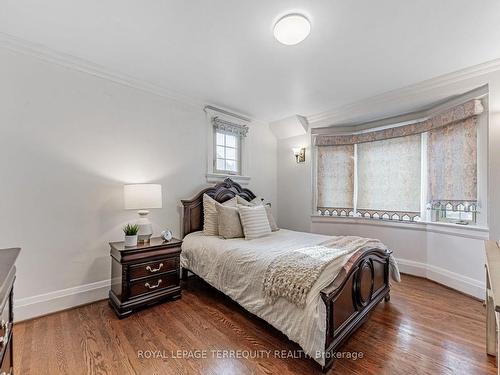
(124, 184, 162, 210)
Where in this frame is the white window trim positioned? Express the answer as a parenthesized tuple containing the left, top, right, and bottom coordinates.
(213, 128, 242, 175)
(205, 106, 251, 185)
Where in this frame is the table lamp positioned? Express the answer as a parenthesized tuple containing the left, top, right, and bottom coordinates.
(124, 184, 162, 243)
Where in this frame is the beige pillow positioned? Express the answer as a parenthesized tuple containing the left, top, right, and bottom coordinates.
(238, 205, 271, 240)
(203, 195, 238, 236)
(264, 205, 279, 232)
(251, 196, 265, 205)
(236, 195, 278, 231)
(236, 195, 253, 206)
(216, 204, 244, 239)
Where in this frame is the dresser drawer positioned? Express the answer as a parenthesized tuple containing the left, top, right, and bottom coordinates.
(0, 294, 11, 365)
(129, 256, 179, 281)
(0, 335, 12, 375)
(129, 272, 179, 299)
(0, 294, 11, 327)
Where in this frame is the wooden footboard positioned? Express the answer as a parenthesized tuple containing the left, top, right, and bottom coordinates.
(320, 247, 391, 372)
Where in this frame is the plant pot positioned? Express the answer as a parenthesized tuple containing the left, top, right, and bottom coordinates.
(124, 235, 138, 247)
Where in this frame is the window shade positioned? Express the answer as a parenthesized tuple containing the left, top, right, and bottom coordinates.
(213, 117, 248, 137)
(357, 135, 421, 213)
(427, 117, 477, 201)
(317, 145, 354, 210)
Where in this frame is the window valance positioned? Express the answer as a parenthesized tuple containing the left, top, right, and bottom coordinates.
(213, 117, 249, 138)
(313, 99, 483, 146)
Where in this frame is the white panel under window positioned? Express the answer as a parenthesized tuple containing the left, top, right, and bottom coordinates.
(357, 135, 421, 212)
(317, 145, 354, 209)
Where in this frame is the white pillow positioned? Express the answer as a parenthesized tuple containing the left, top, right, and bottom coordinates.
(203, 195, 237, 236)
(238, 205, 271, 240)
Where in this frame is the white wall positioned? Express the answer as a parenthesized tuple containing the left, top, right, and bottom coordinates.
(277, 134, 311, 232)
(277, 70, 500, 299)
(0, 48, 277, 320)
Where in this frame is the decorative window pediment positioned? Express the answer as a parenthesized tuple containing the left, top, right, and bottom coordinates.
(205, 106, 251, 184)
(213, 116, 249, 138)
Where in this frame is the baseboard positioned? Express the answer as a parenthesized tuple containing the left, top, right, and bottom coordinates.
(395, 258, 428, 278)
(14, 279, 110, 322)
(13, 258, 485, 321)
(396, 258, 485, 299)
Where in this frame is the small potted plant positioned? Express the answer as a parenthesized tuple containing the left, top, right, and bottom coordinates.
(123, 223, 140, 247)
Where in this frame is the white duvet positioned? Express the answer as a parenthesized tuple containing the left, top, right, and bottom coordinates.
(180, 229, 367, 366)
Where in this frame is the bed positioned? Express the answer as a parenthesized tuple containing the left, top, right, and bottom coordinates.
(180, 178, 394, 371)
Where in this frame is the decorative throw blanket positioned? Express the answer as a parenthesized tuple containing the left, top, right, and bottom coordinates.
(263, 236, 400, 307)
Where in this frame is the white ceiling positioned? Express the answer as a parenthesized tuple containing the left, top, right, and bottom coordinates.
(2, 0, 500, 122)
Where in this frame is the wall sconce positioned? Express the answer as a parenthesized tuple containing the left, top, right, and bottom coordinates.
(292, 147, 306, 163)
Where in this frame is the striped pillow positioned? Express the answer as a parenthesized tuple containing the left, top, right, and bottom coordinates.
(236, 195, 279, 231)
(203, 195, 237, 236)
(238, 205, 271, 240)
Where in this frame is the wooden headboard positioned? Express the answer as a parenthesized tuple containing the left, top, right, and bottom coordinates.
(181, 178, 256, 238)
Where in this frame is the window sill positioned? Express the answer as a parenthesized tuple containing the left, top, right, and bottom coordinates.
(206, 173, 251, 185)
(310, 215, 489, 240)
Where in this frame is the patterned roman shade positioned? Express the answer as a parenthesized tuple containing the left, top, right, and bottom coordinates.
(427, 116, 477, 202)
(357, 135, 421, 213)
(213, 116, 249, 137)
(316, 145, 354, 215)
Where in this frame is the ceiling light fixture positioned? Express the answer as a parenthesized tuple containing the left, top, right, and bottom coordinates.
(273, 13, 311, 46)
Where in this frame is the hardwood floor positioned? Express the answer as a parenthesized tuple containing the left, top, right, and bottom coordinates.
(14, 275, 496, 375)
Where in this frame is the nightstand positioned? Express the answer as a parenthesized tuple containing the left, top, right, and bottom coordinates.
(108, 237, 182, 318)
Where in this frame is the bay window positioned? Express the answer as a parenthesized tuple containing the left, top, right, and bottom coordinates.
(314, 98, 484, 225)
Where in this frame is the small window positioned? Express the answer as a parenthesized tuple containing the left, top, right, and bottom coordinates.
(429, 200, 478, 225)
(214, 129, 241, 175)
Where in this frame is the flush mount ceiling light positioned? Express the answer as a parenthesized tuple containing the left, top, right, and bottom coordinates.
(273, 14, 311, 45)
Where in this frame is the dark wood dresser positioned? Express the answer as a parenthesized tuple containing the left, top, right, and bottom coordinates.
(109, 238, 182, 318)
(0, 248, 20, 375)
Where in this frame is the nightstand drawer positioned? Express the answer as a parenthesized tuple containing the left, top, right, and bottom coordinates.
(109, 237, 182, 318)
(129, 272, 179, 298)
(129, 256, 179, 280)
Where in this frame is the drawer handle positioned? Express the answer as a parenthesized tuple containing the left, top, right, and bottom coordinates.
(146, 263, 163, 273)
(144, 279, 162, 289)
(0, 320, 8, 346)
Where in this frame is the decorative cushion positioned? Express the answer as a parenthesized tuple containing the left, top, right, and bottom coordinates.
(236, 195, 279, 231)
(236, 195, 253, 206)
(251, 196, 265, 205)
(203, 195, 237, 236)
(238, 205, 272, 240)
(264, 205, 279, 232)
(216, 204, 244, 239)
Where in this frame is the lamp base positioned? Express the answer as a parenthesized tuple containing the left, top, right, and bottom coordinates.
(137, 210, 153, 243)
